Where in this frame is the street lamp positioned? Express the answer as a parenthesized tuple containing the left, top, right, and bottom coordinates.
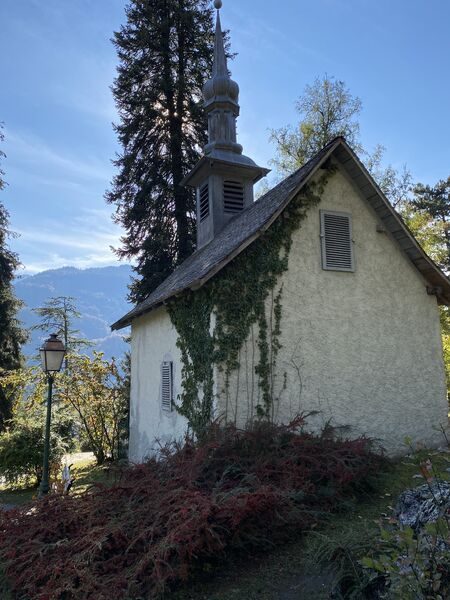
(38, 334, 65, 498)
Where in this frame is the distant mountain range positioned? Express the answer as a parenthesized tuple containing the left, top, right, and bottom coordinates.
(14, 265, 134, 362)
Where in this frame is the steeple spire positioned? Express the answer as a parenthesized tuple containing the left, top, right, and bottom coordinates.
(212, 4, 228, 78)
(181, 0, 269, 250)
(202, 0, 241, 156)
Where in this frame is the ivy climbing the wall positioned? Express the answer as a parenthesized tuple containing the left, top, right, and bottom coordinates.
(168, 166, 336, 439)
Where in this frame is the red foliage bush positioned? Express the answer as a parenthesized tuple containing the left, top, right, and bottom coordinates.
(0, 417, 384, 599)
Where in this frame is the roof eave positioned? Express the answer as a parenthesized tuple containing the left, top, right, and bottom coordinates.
(181, 157, 270, 188)
(112, 135, 450, 331)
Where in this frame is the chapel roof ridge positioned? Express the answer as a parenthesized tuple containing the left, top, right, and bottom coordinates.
(111, 137, 348, 330)
(111, 136, 450, 330)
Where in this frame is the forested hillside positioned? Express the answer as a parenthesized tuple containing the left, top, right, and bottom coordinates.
(14, 265, 132, 361)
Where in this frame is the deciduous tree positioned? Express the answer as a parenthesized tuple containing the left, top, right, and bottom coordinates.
(270, 75, 363, 173)
(270, 75, 412, 208)
(0, 366, 75, 486)
(0, 352, 129, 469)
(58, 353, 129, 464)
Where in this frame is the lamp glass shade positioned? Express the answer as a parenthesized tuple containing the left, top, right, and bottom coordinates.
(40, 334, 65, 373)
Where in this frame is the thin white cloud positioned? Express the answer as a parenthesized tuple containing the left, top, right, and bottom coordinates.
(5, 130, 112, 182)
(16, 228, 118, 252)
(22, 248, 121, 275)
(6, 166, 87, 192)
(14, 206, 126, 274)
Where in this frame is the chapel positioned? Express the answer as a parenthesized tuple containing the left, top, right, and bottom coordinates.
(113, 1, 450, 461)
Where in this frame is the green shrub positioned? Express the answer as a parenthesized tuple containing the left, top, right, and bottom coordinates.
(0, 406, 75, 487)
(362, 454, 450, 599)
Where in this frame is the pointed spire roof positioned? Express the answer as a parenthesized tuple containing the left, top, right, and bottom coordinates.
(203, 1, 239, 110)
(212, 9, 227, 78)
(181, 0, 269, 187)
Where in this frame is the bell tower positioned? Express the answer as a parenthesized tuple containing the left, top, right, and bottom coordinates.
(182, 0, 269, 249)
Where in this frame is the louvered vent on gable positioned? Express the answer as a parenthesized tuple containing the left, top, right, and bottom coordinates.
(223, 180, 244, 214)
(199, 183, 209, 221)
(320, 210, 354, 272)
(161, 361, 173, 411)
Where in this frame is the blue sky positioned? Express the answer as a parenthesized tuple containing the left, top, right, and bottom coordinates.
(1, 0, 449, 274)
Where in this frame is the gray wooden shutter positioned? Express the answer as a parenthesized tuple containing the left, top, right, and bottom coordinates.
(320, 210, 354, 271)
(199, 183, 209, 221)
(161, 361, 173, 411)
(223, 180, 244, 213)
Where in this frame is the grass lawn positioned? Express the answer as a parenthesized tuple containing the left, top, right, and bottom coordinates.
(0, 452, 112, 506)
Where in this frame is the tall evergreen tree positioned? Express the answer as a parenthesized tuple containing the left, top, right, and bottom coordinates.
(0, 124, 27, 430)
(401, 176, 450, 395)
(106, 0, 219, 303)
(409, 177, 450, 271)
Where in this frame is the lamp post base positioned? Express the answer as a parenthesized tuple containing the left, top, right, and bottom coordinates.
(38, 480, 50, 498)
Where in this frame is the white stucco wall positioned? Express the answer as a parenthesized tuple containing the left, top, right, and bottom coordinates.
(128, 306, 188, 463)
(217, 166, 448, 454)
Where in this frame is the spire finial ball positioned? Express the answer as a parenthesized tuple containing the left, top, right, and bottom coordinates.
(214, 0, 222, 9)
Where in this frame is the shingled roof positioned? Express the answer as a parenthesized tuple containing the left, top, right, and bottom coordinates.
(112, 137, 450, 330)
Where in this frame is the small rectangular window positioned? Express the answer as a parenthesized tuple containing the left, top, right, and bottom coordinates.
(161, 361, 173, 411)
(224, 180, 244, 213)
(199, 183, 209, 221)
(320, 210, 354, 272)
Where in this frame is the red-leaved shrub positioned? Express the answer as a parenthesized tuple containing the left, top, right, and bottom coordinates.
(0, 417, 384, 599)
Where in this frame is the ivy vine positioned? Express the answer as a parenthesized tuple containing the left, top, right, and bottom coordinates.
(168, 167, 335, 439)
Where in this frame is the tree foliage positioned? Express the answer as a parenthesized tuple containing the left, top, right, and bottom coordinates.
(0, 366, 75, 487)
(32, 296, 91, 366)
(58, 353, 129, 464)
(106, 0, 219, 303)
(0, 123, 27, 431)
(409, 177, 450, 271)
(269, 75, 412, 208)
(30, 296, 129, 464)
(400, 202, 446, 268)
(0, 399, 75, 488)
(365, 146, 413, 209)
(400, 177, 450, 396)
(117, 349, 131, 458)
(0, 350, 129, 470)
(270, 75, 363, 173)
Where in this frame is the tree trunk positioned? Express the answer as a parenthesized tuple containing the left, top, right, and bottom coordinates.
(162, 0, 191, 264)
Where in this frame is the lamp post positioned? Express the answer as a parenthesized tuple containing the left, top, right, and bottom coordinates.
(38, 334, 65, 498)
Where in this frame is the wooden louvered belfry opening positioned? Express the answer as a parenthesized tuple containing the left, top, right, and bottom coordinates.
(320, 210, 354, 272)
(199, 183, 209, 222)
(161, 361, 173, 411)
(223, 180, 245, 214)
